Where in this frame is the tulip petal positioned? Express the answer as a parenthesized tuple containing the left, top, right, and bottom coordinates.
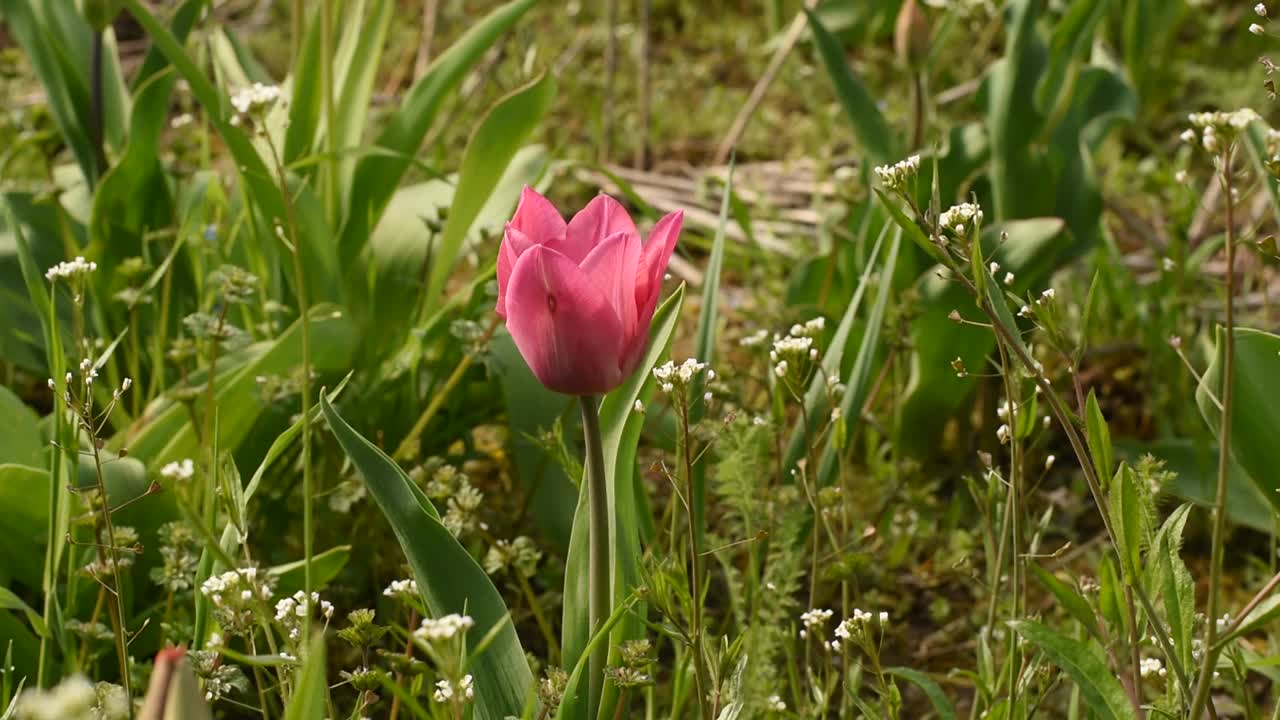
(579, 230, 642, 344)
(505, 245, 628, 395)
(496, 225, 539, 317)
(509, 186, 567, 244)
(625, 210, 682, 372)
(564, 194, 638, 262)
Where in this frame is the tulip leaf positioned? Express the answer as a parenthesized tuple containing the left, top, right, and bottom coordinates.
(283, 635, 327, 720)
(1195, 327, 1280, 517)
(561, 286, 685, 720)
(804, 8, 895, 166)
(339, 0, 536, 268)
(321, 394, 532, 719)
(424, 73, 555, 314)
(885, 667, 958, 720)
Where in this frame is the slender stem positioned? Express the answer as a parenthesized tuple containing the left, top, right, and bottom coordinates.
(395, 318, 500, 461)
(89, 431, 131, 702)
(1189, 146, 1238, 719)
(516, 571, 561, 664)
(680, 401, 710, 719)
(89, 32, 107, 187)
(263, 132, 314, 646)
(580, 395, 610, 718)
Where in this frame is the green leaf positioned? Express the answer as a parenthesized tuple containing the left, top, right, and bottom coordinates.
(0, 465, 50, 589)
(283, 634, 326, 720)
(1121, 438, 1275, 533)
(321, 395, 532, 718)
(1033, 0, 1108, 114)
(816, 227, 903, 487)
(1011, 620, 1139, 720)
(0, 387, 41, 468)
(1195, 327, 1280, 517)
(111, 305, 356, 465)
(423, 73, 556, 313)
(1027, 563, 1099, 640)
(330, 0, 394, 207)
(1108, 463, 1142, 580)
(554, 599, 636, 720)
(0, 587, 46, 638)
(561, 287, 685, 717)
(804, 8, 895, 166)
(1085, 390, 1113, 488)
(885, 667, 958, 720)
(1219, 595, 1280, 646)
(338, 0, 536, 268)
(267, 545, 351, 597)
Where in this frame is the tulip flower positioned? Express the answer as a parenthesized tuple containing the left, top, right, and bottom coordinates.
(496, 187, 681, 717)
(497, 186, 683, 396)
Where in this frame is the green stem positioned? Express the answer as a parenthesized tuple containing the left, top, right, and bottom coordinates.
(680, 400, 710, 719)
(1189, 145, 1238, 719)
(580, 395, 610, 718)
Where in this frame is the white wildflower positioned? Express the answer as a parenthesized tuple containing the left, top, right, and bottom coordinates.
(45, 256, 98, 282)
(161, 459, 196, 482)
(873, 154, 921, 192)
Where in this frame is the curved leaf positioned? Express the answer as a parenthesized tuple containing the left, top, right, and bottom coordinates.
(1011, 620, 1138, 720)
(321, 394, 532, 718)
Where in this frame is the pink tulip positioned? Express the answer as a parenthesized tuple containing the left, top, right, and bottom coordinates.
(497, 187, 683, 396)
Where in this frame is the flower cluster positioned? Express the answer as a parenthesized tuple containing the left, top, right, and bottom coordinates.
(433, 674, 474, 703)
(160, 458, 195, 481)
(1181, 109, 1260, 153)
(1139, 657, 1167, 679)
(200, 567, 274, 636)
(45, 256, 98, 283)
(423, 462, 484, 537)
(14, 676, 128, 720)
(415, 613, 475, 643)
(830, 609, 889, 651)
(653, 358, 713, 395)
(82, 526, 138, 578)
(799, 607, 834, 638)
(484, 536, 542, 577)
(770, 324, 821, 382)
(383, 578, 418, 601)
(190, 649, 249, 702)
(274, 590, 335, 641)
(873, 154, 921, 193)
(229, 82, 282, 117)
(938, 202, 983, 237)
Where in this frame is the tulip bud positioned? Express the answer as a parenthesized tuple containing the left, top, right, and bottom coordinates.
(894, 0, 931, 68)
(79, 0, 123, 32)
(139, 647, 214, 720)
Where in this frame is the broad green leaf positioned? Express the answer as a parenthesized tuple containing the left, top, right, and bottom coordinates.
(1108, 464, 1142, 579)
(1027, 563, 1099, 640)
(816, 228, 902, 486)
(0, 465, 50, 589)
(338, 0, 536, 268)
(1034, 0, 1108, 114)
(321, 395, 532, 718)
(1219, 595, 1280, 646)
(0, 587, 46, 638)
(1085, 393, 1114, 488)
(804, 8, 895, 166)
(1195, 328, 1280, 517)
(423, 74, 556, 313)
(1121, 438, 1274, 533)
(561, 287, 685, 719)
(111, 305, 356, 464)
(1011, 621, 1139, 720)
(268, 545, 351, 597)
(331, 0, 393, 207)
(283, 635, 326, 720)
(886, 667, 958, 720)
(986, 0, 1044, 221)
(0, 388, 41, 468)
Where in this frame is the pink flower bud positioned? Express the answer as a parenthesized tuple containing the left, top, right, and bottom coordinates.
(496, 187, 683, 395)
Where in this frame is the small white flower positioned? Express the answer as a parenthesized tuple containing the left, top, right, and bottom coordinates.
(1039, 288, 1056, 302)
(1258, 3, 1269, 17)
(939, 202, 983, 234)
(633, 400, 645, 414)
(1251, 22, 1266, 35)
(1044, 454, 1056, 470)
(1175, 169, 1189, 184)
(460, 674, 474, 700)
(45, 256, 98, 282)
(996, 424, 1011, 444)
(873, 154, 921, 192)
(1003, 272, 1015, 286)
(161, 459, 196, 481)
(433, 679, 454, 702)
(1180, 128, 1197, 144)
(1140, 657, 1166, 679)
(415, 613, 474, 641)
(767, 694, 787, 711)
